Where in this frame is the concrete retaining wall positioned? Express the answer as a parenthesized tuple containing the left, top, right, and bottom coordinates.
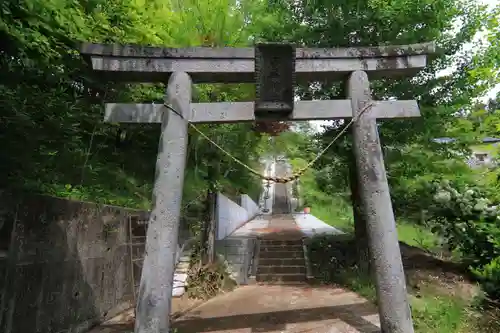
(216, 193, 250, 240)
(0, 193, 193, 332)
(240, 194, 260, 219)
(0, 193, 138, 333)
(215, 193, 260, 285)
(216, 237, 256, 285)
(0, 190, 260, 332)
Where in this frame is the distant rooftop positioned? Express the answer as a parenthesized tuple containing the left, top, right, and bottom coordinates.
(433, 137, 500, 144)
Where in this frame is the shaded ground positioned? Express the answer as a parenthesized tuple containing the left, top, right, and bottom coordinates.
(87, 296, 204, 332)
(172, 284, 380, 333)
(91, 215, 381, 333)
(400, 242, 478, 300)
(307, 234, 480, 301)
(94, 284, 380, 333)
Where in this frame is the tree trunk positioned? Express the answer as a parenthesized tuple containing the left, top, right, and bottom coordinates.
(201, 166, 217, 264)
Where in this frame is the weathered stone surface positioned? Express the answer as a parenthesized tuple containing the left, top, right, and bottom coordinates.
(134, 72, 191, 333)
(349, 70, 414, 333)
(80, 42, 435, 83)
(0, 192, 142, 333)
(104, 100, 420, 124)
(216, 193, 251, 240)
(170, 284, 380, 333)
(218, 238, 250, 248)
(215, 237, 256, 285)
(254, 43, 295, 119)
(240, 194, 260, 218)
(80, 42, 435, 59)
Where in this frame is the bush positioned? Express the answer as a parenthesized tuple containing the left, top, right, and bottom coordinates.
(472, 256, 500, 300)
(305, 234, 358, 283)
(427, 180, 500, 298)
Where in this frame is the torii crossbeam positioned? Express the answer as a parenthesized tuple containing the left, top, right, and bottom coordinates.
(80, 41, 435, 333)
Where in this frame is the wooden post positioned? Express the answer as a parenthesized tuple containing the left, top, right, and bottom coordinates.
(134, 72, 191, 333)
(348, 70, 414, 333)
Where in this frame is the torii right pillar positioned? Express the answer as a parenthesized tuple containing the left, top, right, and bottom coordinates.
(348, 70, 414, 333)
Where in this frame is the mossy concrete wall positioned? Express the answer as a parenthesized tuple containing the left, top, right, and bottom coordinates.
(0, 193, 144, 333)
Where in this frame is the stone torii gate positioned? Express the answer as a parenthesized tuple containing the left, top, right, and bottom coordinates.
(80, 42, 435, 333)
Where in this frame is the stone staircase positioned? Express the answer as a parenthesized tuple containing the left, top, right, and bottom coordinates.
(256, 238, 307, 284)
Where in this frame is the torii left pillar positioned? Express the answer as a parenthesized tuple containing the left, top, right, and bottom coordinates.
(135, 72, 191, 333)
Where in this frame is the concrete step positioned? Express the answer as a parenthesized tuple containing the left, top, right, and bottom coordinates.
(257, 265, 306, 275)
(260, 244, 303, 252)
(256, 273, 307, 283)
(259, 258, 305, 266)
(259, 250, 304, 259)
(260, 239, 303, 247)
(176, 261, 190, 273)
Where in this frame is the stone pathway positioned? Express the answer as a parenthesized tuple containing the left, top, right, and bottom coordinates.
(90, 159, 380, 332)
(259, 214, 304, 239)
(172, 284, 380, 333)
(92, 284, 380, 333)
(169, 215, 380, 332)
(87, 296, 204, 333)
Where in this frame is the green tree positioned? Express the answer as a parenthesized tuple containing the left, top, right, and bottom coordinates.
(0, 0, 276, 218)
(261, 0, 495, 264)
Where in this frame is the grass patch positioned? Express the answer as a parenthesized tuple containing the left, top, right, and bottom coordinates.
(334, 267, 468, 333)
(296, 163, 440, 249)
(303, 195, 354, 231)
(292, 157, 441, 251)
(292, 159, 354, 231)
(306, 234, 499, 333)
(396, 220, 440, 251)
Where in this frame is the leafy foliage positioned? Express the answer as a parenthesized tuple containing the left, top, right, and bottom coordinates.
(0, 0, 275, 216)
(263, 0, 500, 305)
(2, 0, 500, 312)
(427, 180, 500, 298)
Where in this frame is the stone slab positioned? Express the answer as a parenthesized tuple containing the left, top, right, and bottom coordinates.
(171, 284, 381, 333)
(231, 218, 270, 237)
(81, 42, 435, 59)
(293, 214, 344, 237)
(81, 42, 435, 83)
(172, 273, 188, 297)
(104, 100, 420, 124)
(240, 194, 260, 218)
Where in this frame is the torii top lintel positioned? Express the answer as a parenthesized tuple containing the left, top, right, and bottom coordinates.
(80, 42, 436, 84)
